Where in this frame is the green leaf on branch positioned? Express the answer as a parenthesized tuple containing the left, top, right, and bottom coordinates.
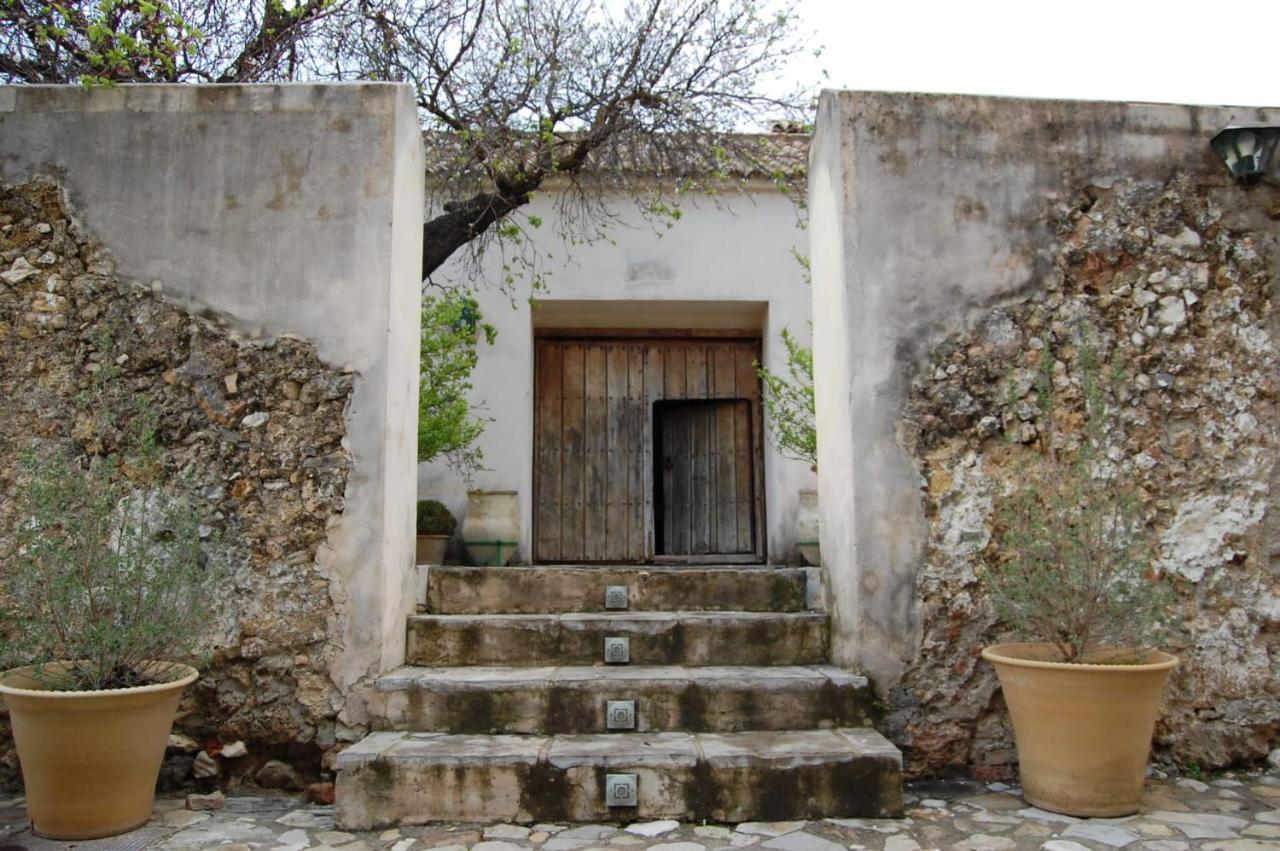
(757, 326, 816, 469)
(418, 292, 493, 482)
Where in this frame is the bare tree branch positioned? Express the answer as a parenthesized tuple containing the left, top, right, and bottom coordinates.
(313, 0, 810, 280)
(1, 0, 812, 281)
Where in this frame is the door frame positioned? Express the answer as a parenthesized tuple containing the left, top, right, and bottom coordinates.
(532, 331, 767, 564)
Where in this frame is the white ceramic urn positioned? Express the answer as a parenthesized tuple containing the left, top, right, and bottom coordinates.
(795, 487, 821, 566)
(462, 490, 520, 566)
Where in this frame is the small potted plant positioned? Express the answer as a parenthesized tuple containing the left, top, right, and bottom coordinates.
(0, 422, 218, 838)
(416, 499, 455, 565)
(981, 329, 1177, 818)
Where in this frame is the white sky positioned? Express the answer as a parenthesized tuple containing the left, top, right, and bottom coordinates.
(784, 0, 1280, 108)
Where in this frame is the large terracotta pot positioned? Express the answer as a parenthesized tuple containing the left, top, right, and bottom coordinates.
(462, 490, 520, 566)
(0, 661, 199, 839)
(982, 643, 1178, 817)
(794, 488, 820, 566)
(415, 534, 449, 565)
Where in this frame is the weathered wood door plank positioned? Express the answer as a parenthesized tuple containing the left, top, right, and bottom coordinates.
(534, 342, 563, 560)
(643, 344, 664, 559)
(627, 346, 646, 560)
(605, 345, 629, 561)
(583, 345, 608, 561)
(559, 343, 586, 561)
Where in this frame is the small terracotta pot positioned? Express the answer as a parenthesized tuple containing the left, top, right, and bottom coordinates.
(982, 642, 1177, 817)
(415, 534, 449, 565)
(0, 661, 199, 839)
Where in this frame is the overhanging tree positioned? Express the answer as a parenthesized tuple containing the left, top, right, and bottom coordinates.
(1, 0, 812, 281)
(315, 0, 810, 279)
(0, 0, 334, 84)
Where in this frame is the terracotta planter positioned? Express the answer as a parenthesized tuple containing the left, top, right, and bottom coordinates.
(462, 490, 519, 566)
(795, 488, 821, 566)
(415, 534, 449, 565)
(982, 642, 1178, 817)
(0, 661, 199, 839)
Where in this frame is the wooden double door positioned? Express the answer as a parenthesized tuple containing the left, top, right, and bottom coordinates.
(533, 336, 765, 563)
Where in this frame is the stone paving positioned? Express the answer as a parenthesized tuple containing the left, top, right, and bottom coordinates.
(1, 769, 1279, 851)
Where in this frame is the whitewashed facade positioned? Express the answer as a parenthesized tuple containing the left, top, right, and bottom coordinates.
(419, 166, 816, 564)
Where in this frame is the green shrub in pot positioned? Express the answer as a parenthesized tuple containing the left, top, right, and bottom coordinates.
(416, 499, 457, 537)
(981, 325, 1177, 817)
(415, 499, 455, 565)
(0, 401, 220, 838)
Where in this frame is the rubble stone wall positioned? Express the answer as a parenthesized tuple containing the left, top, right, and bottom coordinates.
(0, 83, 424, 791)
(811, 92, 1280, 777)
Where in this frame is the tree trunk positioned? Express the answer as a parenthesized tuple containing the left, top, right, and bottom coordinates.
(421, 188, 531, 280)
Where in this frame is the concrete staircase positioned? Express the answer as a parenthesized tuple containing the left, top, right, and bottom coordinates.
(336, 565, 903, 828)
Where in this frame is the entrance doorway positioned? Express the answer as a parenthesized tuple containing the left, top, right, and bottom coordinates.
(653, 400, 755, 556)
(532, 335, 764, 563)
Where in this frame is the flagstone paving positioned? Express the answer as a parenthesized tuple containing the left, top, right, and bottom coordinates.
(0, 769, 1277, 851)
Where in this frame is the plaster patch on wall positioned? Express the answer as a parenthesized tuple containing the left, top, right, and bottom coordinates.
(931, 454, 992, 564)
(1160, 493, 1266, 583)
(625, 257, 676, 286)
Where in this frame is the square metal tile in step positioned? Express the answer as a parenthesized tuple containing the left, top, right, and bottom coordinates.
(604, 585, 629, 610)
(606, 700, 637, 730)
(603, 636, 630, 664)
(604, 774, 638, 807)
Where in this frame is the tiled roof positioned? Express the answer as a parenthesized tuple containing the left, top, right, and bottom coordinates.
(422, 131, 809, 181)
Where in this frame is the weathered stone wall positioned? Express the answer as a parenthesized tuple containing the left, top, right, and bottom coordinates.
(898, 173, 1280, 777)
(810, 91, 1280, 777)
(0, 180, 353, 789)
(0, 83, 424, 792)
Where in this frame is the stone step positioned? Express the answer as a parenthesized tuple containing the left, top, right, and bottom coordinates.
(336, 728, 903, 827)
(405, 612, 830, 667)
(424, 565, 813, 614)
(371, 665, 877, 734)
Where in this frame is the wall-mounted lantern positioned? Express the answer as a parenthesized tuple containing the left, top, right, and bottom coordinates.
(1210, 126, 1280, 183)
